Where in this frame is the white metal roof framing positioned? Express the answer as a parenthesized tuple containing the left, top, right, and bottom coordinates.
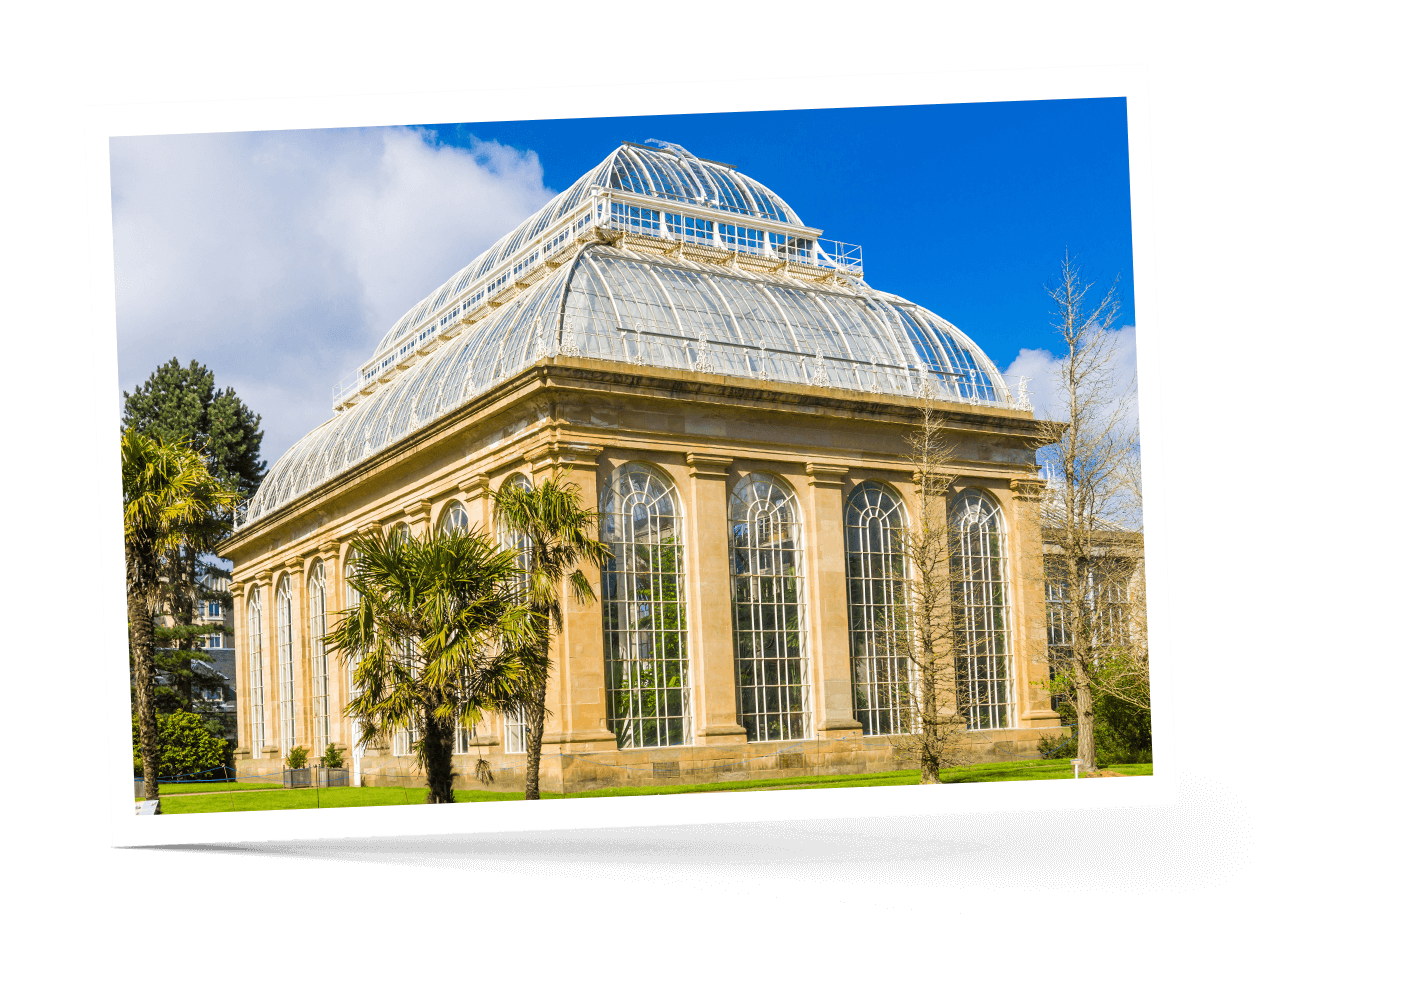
(241, 141, 1015, 527)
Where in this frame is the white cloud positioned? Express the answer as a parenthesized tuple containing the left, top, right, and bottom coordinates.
(111, 127, 554, 463)
(1002, 324, 1140, 429)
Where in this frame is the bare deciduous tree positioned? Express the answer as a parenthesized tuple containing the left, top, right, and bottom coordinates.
(1038, 250, 1143, 773)
(891, 390, 971, 783)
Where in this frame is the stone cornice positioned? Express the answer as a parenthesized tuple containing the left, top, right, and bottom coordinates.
(911, 468, 958, 495)
(402, 498, 433, 531)
(459, 472, 492, 500)
(220, 357, 1052, 560)
(805, 461, 848, 487)
(685, 453, 732, 479)
(527, 440, 603, 474)
(1009, 477, 1047, 501)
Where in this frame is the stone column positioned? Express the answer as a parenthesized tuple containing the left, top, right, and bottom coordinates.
(229, 580, 249, 765)
(529, 441, 616, 754)
(804, 462, 862, 739)
(1008, 476, 1060, 726)
(684, 453, 746, 744)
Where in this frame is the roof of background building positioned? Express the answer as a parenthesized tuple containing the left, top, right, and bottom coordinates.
(242, 141, 1020, 527)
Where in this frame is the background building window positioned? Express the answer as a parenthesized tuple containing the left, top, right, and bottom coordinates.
(503, 708, 528, 753)
(601, 463, 690, 748)
(308, 560, 329, 755)
(845, 481, 913, 735)
(276, 576, 296, 755)
(730, 472, 810, 741)
(247, 586, 265, 752)
(950, 491, 1013, 730)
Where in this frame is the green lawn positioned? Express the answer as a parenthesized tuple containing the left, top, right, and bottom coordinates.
(142, 780, 286, 795)
(156, 759, 1152, 815)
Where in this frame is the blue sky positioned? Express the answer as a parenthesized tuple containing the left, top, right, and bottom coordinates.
(435, 98, 1136, 365)
(111, 98, 1135, 466)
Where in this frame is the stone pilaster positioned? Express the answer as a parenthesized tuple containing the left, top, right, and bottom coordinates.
(528, 442, 617, 753)
(314, 540, 346, 750)
(684, 453, 746, 743)
(1008, 476, 1059, 725)
(283, 556, 308, 757)
(459, 473, 493, 533)
(253, 569, 273, 759)
(804, 462, 862, 738)
(229, 580, 249, 761)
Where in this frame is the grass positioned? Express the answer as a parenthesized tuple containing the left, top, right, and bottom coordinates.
(139, 780, 286, 795)
(155, 759, 1153, 815)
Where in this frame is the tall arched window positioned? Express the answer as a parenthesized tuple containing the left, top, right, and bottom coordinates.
(440, 500, 470, 535)
(845, 481, 913, 735)
(276, 575, 296, 755)
(601, 463, 690, 748)
(390, 522, 411, 545)
(247, 585, 266, 752)
(950, 491, 1013, 730)
(308, 561, 329, 754)
(730, 472, 810, 741)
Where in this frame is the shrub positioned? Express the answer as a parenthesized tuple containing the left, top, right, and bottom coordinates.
(286, 745, 309, 769)
(1044, 693, 1153, 767)
(132, 711, 227, 779)
(322, 743, 346, 769)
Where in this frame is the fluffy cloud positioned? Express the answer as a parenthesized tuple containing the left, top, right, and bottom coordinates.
(1002, 324, 1140, 431)
(111, 127, 554, 463)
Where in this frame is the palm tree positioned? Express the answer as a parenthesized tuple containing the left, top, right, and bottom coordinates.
(493, 473, 611, 800)
(122, 428, 238, 801)
(326, 527, 531, 803)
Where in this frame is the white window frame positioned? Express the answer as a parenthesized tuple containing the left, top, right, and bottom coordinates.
(845, 481, 915, 735)
(950, 490, 1015, 731)
(600, 462, 691, 749)
(729, 472, 811, 742)
(276, 576, 296, 756)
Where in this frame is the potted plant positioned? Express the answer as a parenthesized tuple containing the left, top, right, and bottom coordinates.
(317, 744, 349, 787)
(283, 745, 312, 788)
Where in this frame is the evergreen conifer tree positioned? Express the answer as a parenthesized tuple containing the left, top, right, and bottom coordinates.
(122, 359, 265, 743)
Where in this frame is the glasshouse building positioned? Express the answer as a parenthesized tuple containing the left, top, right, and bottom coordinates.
(220, 139, 1060, 791)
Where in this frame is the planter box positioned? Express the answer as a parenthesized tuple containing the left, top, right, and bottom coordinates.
(316, 768, 349, 788)
(282, 768, 349, 788)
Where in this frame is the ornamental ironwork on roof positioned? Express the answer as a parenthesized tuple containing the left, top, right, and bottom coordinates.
(238, 140, 1021, 529)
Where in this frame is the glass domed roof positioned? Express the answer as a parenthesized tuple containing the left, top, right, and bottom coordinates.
(241, 142, 1017, 527)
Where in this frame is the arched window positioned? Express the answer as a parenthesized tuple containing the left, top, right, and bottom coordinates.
(308, 561, 329, 754)
(845, 481, 912, 735)
(440, 500, 470, 535)
(390, 522, 411, 546)
(276, 576, 296, 755)
(950, 491, 1013, 730)
(601, 463, 690, 748)
(247, 585, 266, 752)
(730, 472, 809, 741)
